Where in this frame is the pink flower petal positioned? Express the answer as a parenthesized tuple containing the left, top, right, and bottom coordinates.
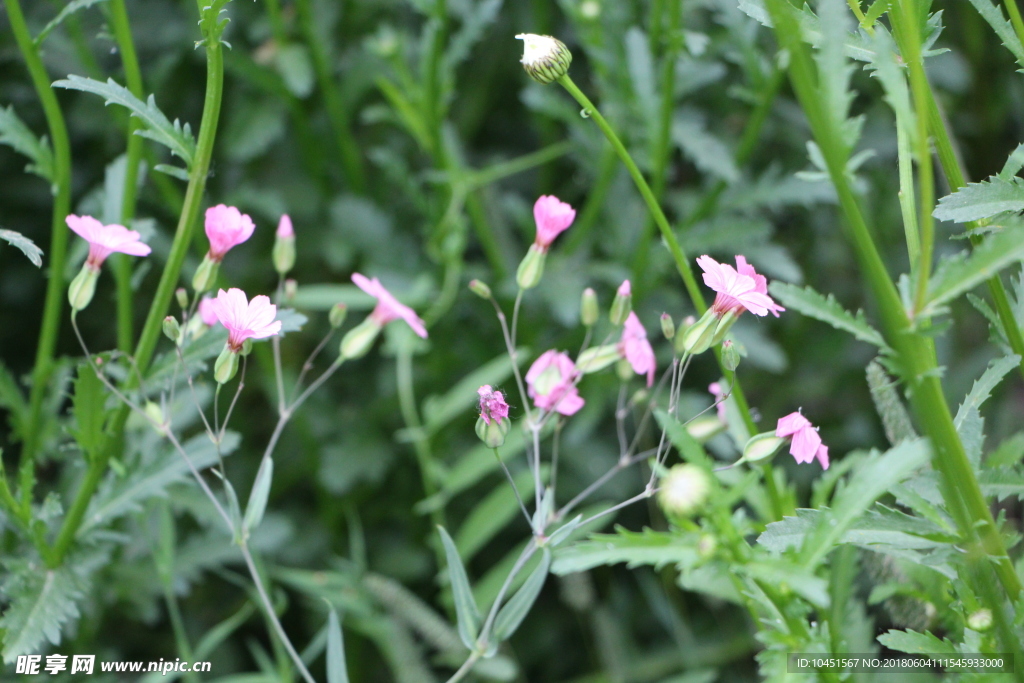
(533, 195, 576, 248)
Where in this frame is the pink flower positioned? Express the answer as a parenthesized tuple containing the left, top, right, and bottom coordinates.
(619, 312, 655, 387)
(708, 383, 727, 422)
(532, 195, 576, 249)
(696, 255, 784, 318)
(276, 214, 294, 238)
(66, 215, 151, 268)
(198, 297, 219, 327)
(525, 350, 585, 416)
(352, 273, 428, 338)
(776, 411, 829, 469)
(205, 205, 256, 261)
(617, 280, 631, 297)
(207, 288, 282, 351)
(478, 385, 510, 425)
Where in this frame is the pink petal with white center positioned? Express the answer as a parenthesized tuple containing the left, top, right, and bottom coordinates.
(209, 288, 282, 350)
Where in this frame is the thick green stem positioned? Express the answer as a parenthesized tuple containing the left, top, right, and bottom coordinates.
(763, 0, 1021, 606)
(1003, 0, 1024, 52)
(48, 29, 226, 568)
(108, 0, 146, 353)
(6, 0, 74, 509)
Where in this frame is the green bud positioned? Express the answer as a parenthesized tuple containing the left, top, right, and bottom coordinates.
(515, 34, 573, 85)
(329, 303, 348, 328)
(609, 282, 632, 325)
(576, 344, 622, 374)
(679, 309, 718, 355)
(967, 609, 993, 632)
(660, 313, 675, 340)
(272, 234, 296, 275)
(469, 279, 492, 299)
(674, 315, 697, 354)
(475, 415, 511, 448)
(697, 534, 717, 560)
(214, 345, 240, 384)
(741, 432, 787, 464)
(615, 358, 633, 382)
(162, 316, 181, 343)
(711, 308, 739, 346)
(581, 288, 599, 327)
(687, 415, 726, 443)
(68, 264, 100, 312)
(175, 287, 189, 310)
(722, 340, 741, 372)
(340, 317, 382, 360)
(657, 464, 711, 517)
(192, 254, 220, 293)
(144, 401, 167, 434)
(284, 279, 298, 302)
(516, 243, 547, 289)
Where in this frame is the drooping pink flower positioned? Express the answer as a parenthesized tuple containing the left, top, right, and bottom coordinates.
(532, 195, 576, 249)
(277, 214, 294, 238)
(198, 297, 219, 327)
(205, 205, 256, 261)
(619, 312, 655, 387)
(776, 411, 829, 469)
(207, 288, 282, 351)
(66, 215, 152, 268)
(708, 382, 727, 422)
(478, 385, 510, 425)
(525, 350, 585, 416)
(696, 255, 784, 318)
(352, 273, 428, 338)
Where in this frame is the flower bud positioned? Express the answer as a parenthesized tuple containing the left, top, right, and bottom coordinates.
(679, 310, 717, 355)
(697, 534, 717, 560)
(711, 309, 739, 346)
(163, 316, 181, 343)
(722, 339, 741, 372)
(660, 313, 675, 340)
(967, 609, 993, 632)
(581, 288, 599, 327)
(657, 464, 710, 517)
(687, 415, 725, 443)
(144, 401, 168, 434)
(284, 279, 298, 302)
(175, 287, 189, 310)
(329, 303, 348, 328)
(615, 358, 633, 382)
(576, 344, 621, 374)
(516, 243, 547, 289)
(674, 315, 697, 354)
(515, 34, 573, 84)
(741, 432, 787, 464)
(469, 279, 492, 299)
(475, 415, 511, 448)
(192, 254, 219, 293)
(68, 264, 99, 311)
(340, 317, 382, 360)
(272, 232, 296, 275)
(609, 280, 632, 325)
(214, 345, 240, 384)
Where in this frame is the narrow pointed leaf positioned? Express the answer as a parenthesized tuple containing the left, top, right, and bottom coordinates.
(326, 609, 350, 683)
(243, 455, 274, 533)
(492, 548, 551, 642)
(769, 282, 889, 350)
(437, 526, 481, 649)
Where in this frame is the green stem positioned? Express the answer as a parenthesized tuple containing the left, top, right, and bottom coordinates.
(6, 0, 74, 510)
(1003, 0, 1024, 52)
(48, 25, 226, 568)
(108, 0, 146, 353)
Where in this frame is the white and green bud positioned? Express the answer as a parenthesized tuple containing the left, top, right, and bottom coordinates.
(967, 609, 993, 632)
(68, 264, 100, 311)
(609, 281, 632, 325)
(329, 303, 348, 328)
(162, 316, 181, 343)
(515, 34, 572, 85)
(581, 287, 599, 327)
(340, 317, 382, 360)
(741, 432, 787, 465)
(687, 415, 726, 443)
(674, 315, 697, 354)
(175, 287, 189, 310)
(679, 309, 718, 355)
(192, 254, 220, 293)
(272, 233, 296, 275)
(214, 345, 240, 384)
(722, 339, 741, 372)
(284, 278, 298, 302)
(469, 279, 492, 299)
(475, 415, 511, 449)
(576, 344, 621, 374)
(516, 243, 547, 289)
(144, 401, 168, 434)
(658, 464, 711, 517)
(660, 313, 675, 340)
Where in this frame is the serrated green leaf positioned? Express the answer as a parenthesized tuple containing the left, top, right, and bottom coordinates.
(71, 364, 106, 458)
(0, 106, 54, 184)
(437, 526, 481, 650)
(326, 609, 350, 683)
(769, 282, 889, 350)
(965, 0, 1024, 69)
(0, 563, 86, 662)
(243, 455, 273, 534)
(866, 360, 916, 446)
(552, 528, 700, 575)
(934, 175, 1024, 223)
(921, 228, 1024, 318)
(999, 143, 1024, 181)
(743, 560, 830, 608)
(954, 355, 1019, 465)
(815, 0, 857, 146)
(986, 431, 1024, 468)
(979, 467, 1024, 501)
(672, 115, 740, 183)
(876, 629, 958, 655)
(492, 547, 551, 642)
(0, 229, 43, 267)
(53, 76, 196, 167)
(35, 0, 109, 46)
(445, 0, 504, 71)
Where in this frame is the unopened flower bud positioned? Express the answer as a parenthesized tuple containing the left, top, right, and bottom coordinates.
(144, 401, 167, 434)
(687, 415, 725, 443)
(176, 287, 189, 310)
(68, 264, 99, 311)
(660, 313, 675, 340)
(516, 33, 572, 84)
(163, 316, 181, 343)
(516, 243, 547, 289)
(340, 317, 382, 360)
(272, 218, 296, 275)
(475, 415, 511, 448)
(609, 280, 632, 325)
(615, 358, 633, 382)
(192, 254, 219, 293)
(967, 609, 993, 632)
(581, 288, 599, 327)
(722, 339, 741, 371)
(674, 315, 697, 354)
(469, 279, 492, 299)
(658, 464, 710, 517)
(679, 310, 717, 355)
(329, 303, 348, 328)
(697, 534, 717, 560)
(214, 345, 240, 384)
(284, 279, 298, 302)
(741, 432, 787, 464)
(576, 344, 621, 374)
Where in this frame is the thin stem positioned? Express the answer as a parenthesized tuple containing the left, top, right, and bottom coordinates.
(445, 652, 481, 683)
(290, 328, 338, 399)
(478, 539, 538, 644)
(578, 487, 658, 528)
(493, 448, 531, 526)
(219, 357, 248, 441)
(1003, 0, 1024, 53)
(7, 0, 74, 506)
(488, 295, 532, 423)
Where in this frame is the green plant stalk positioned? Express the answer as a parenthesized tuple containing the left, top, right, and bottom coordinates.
(295, 0, 366, 192)
(763, 0, 1022, 605)
(108, 0, 146, 354)
(48, 34, 226, 568)
(423, 0, 448, 154)
(1003, 0, 1024, 52)
(6, 0, 74, 509)
(895, 123, 920, 265)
